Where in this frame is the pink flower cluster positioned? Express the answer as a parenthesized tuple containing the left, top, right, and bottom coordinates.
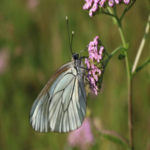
(68, 118, 94, 150)
(83, 0, 131, 17)
(85, 36, 104, 95)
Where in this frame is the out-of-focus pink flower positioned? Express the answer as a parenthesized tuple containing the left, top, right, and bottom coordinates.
(27, 0, 39, 9)
(68, 118, 94, 150)
(99, 0, 106, 7)
(89, 1, 99, 17)
(85, 36, 104, 95)
(83, 0, 93, 10)
(115, 0, 121, 4)
(83, 0, 100, 17)
(0, 48, 9, 74)
(108, 0, 115, 7)
(123, 0, 130, 5)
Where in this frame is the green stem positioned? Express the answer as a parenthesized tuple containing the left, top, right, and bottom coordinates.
(101, 10, 117, 18)
(118, 25, 127, 48)
(118, 21, 134, 150)
(110, 46, 125, 57)
(132, 14, 150, 74)
(104, 46, 125, 67)
(118, 24, 131, 81)
(132, 58, 150, 76)
(108, 7, 134, 150)
(120, 0, 136, 21)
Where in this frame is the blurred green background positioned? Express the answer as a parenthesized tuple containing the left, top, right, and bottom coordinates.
(0, 0, 150, 150)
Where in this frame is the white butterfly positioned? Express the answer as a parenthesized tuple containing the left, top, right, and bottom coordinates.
(30, 53, 86, 133)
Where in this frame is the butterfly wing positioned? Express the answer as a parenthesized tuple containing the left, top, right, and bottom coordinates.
(30, 62, 86, 132)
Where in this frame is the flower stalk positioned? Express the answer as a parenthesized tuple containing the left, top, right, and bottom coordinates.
(120, 0, 136, 21)
(132, 14, 150, 74)
(132, 58, 150, 76)
(108, 7, 134, 150)
(104, 46, 126, 67)
(117, 18, 134, 150)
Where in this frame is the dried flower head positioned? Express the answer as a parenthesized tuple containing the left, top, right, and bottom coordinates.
(83, 0, 131, 17)
(85, 36, 104, 95)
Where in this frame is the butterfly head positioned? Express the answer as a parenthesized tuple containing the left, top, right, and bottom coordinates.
(72, 53, 79, 60)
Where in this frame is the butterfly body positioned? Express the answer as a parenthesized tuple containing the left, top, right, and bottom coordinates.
(30, 54, 86, 133)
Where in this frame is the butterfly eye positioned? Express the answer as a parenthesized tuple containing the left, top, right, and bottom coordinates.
(73, 53, 79, 60)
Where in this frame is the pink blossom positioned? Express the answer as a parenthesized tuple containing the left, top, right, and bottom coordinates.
(85, 58, 91, 69)
(99, 46, 104, 55)
(83, 0, 100, 17)
(108, 0, 115, 7)
(123, 0, 130, 5)
(27, 0, 39, 9)
(99, 0, 107, 7)
(89, 2, 99, 17)
(68, 118, 94, 150)
(83, 0, 93, 10)
(83, 0, 131, 17)
(85, 36, 104, 95)
(115, 0, 121, 4)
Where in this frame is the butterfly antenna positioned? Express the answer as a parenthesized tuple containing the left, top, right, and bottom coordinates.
(66, 16, 73, 55)
(71, 31, 75, 53)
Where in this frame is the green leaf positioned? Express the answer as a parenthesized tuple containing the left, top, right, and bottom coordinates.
(98, 129, 131, 149)
(132, 58, 150, 76)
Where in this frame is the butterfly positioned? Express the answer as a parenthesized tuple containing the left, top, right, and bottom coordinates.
(30, 53, 87, 133)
